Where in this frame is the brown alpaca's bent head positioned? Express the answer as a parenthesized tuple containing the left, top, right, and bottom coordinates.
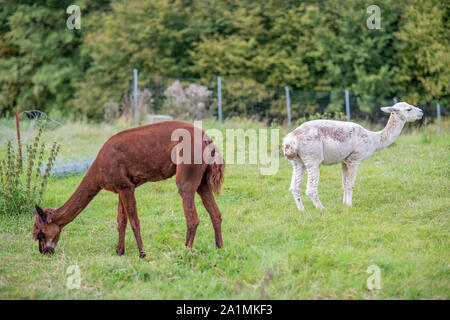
(32, 205, 62, 255)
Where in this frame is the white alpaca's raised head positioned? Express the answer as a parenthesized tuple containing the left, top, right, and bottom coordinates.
(381, 102, 423, 122)
(282, 133, 298, 160)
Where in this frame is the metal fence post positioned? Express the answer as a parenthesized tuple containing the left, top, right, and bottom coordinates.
(345, 90, 350, 121)
(285, 86, 292, 128)
(437, 103, 441, 134)
(15, 109, 22, 168)
(133, 68, 138, 125)
(217, 76, 222, 123)
(393, 97, 398, 103)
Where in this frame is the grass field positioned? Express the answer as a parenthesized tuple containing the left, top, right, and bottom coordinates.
(0, 119, 449, 299)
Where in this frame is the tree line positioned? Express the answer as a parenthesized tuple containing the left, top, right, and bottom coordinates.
(0, 0, 448, 121)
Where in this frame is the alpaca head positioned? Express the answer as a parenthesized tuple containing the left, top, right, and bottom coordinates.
(32, 205, 62, 255)
(381, 102, 423, 122)
(282, 133, 298, 160)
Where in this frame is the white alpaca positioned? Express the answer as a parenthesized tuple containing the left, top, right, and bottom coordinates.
(282, 102, 423, 210)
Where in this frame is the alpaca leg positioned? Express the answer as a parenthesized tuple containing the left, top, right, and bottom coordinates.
(176, 164, 205, 249)
(116, 196, 128, 256)
(179, 189, 200, 248)
(119, 189, 146, 258)
(197, 182, 223, 248)
(343, 162, 360, 206)
(341, 163, 348, 205)
(290, 161, 305, 211)
(305, 164, 324, 209)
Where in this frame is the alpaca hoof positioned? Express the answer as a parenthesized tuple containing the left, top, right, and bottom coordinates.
(116, 246, 124, 256)
(343, 200, 352, 207)
(139, 251, 147, 259)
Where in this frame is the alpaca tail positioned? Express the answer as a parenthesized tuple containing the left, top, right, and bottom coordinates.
(204, 142, 225, 196)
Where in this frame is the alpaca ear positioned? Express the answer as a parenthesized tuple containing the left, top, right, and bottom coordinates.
(34, 205, 47, 223)
(381, 107, 395, 113)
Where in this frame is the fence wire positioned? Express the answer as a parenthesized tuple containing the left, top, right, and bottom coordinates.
(132, 75, 447, 125)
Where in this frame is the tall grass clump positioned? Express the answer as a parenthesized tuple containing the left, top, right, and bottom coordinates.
(0, 126, 60, 215)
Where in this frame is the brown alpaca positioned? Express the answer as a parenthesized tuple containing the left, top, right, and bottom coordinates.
(32, 121, 225, 258)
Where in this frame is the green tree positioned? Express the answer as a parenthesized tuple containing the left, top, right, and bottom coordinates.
(73, 0, 194, 119)
(0, 1, 110, 117)
(396, 0, 449, 106)
(2, 0, 446, 121)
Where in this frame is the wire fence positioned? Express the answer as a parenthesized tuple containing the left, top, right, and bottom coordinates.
(0, 111, 96, 177)
(131, 73, 447, 128)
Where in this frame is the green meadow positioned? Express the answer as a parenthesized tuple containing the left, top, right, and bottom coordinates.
(0, 119, 448, 299)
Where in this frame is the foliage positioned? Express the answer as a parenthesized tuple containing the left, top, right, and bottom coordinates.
(162, 80, 216, 120)
(0, 126, 60, 215)
(396, 0, 450, 105)
(114, 88, 155, 124)
(71, 0, 192, 119)
(0, 0, 110, 117)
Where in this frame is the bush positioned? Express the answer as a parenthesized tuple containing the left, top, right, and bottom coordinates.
(0, 126, 60, 215)
(162, 80, 216, 120)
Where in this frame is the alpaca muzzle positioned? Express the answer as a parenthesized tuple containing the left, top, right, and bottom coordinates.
(417, 111, 423, 120)
(285, 153, 295, 160)
(42, 247, 55, 255)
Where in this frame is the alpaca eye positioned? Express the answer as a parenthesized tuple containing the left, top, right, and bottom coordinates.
(37, 232, 44, 240)
(406, 108, 412, 111)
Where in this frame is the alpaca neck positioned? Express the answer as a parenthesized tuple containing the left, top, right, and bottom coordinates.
(53, 166, 101, 227)
(373, 114, 406, 151)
